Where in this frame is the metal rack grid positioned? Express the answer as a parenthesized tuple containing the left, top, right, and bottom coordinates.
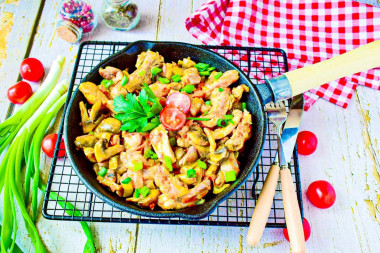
(42, 41, 303, 228)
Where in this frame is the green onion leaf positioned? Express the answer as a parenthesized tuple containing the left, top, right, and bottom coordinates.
(101, 79, 114, 89)
(98, 167, 107, 177)
(181, 84, 195, 94)
(225, 171, 237, 182)
(195, 199, 205, 205)
(187, 169, 196, 178)
(197, 160, 207, 170)
(164, 156, 173, 171)
(207, 67, 216, 71)
(199, 71, 210, 76)
(134, 189, 141, 198)
(121, 75, 128, 87)
(214, 72, 223, 80)
(151, 67, 162, 76)
(217, 119, 227, 127)
(144, 149, 158, 160)
(89, 131, 94, 135)
(159, 77, 170, 84)
(169, 137, 176, 147)
(171, 74, 181, 82)
(218, 87, 224, 92)
(224, 114, 233, 120)
(139, 70, 146, 76)
(194, 63, 209, 69)
(140, 186, 151, 197)
(228, 119, 235, 125)
(121, 177, 131, 185)
(205, 101, 211, 106)
(242, 102, 247, 111)
(133, 162, 143, 172)
(203, 110, 209, 116)
(186, 117, 210, 121)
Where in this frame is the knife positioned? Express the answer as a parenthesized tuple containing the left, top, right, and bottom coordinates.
(246, 95, 304, 248)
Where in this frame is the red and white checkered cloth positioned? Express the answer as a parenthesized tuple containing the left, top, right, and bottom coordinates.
(185, 0, 380, 110)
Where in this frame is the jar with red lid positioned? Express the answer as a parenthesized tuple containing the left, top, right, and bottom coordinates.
(56, 0, 98, 43)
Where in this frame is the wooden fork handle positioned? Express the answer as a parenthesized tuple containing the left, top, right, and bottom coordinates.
(280, 168, 305, 253)
(246, 163, 280, 246)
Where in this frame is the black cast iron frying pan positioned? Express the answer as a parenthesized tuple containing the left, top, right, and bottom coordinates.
(64, 40, 380, 219)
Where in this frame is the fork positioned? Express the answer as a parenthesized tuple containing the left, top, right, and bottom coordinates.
(247, 101, 287, 246)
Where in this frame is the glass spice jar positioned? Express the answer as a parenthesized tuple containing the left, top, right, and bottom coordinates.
(56, 0, 97, 43)
(101, 0, 140, 31)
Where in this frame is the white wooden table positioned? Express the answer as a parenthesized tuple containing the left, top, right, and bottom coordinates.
(1, 0, 379, 252)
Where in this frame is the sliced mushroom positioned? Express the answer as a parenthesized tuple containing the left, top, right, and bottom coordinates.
(204, 128, 216, 153)
(79, 101, 104, 133)
(79, 82, 109, 104)
(137, 189, 161, 210)
(187, 130, 209, 146)
(209, 145, 228, 164)
(94, 138, 124, 162)
(179, 146, 199, 166)
(205, 164, 219, 183)
(174, 147, 186, 161)
(75, 135, 98, 148)
(194, 145, 210, 159)
(96, 118, 122, 134)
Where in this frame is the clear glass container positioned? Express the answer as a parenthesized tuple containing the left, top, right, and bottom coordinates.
(101, 0, 140, 31)
(56, 0, 97, 43)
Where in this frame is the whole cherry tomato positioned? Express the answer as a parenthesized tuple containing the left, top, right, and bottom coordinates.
(165, 92, 191, 113)
(307, 180, 336, 209)
(296, 131, 318, 155)
(20, 58, 44, 82)
(41, 133, 66, 158)
(283, 218, 311, 242)
(7, 81, 33, 104)
(160, 106, 187, 131)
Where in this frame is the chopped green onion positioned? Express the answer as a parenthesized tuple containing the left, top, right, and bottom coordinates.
(197, 160, 207, 170)
(133, 162, 143, 172)
(89, 131, 94, 135)
(207, 67, 216, 71)
(225, 171, 237, 182)
(134, 188, 141, 198)
(218, 87, 224, 92)
(203, 110, 209, 116)
(214, 72, 223, 80)
(101, 79, 114, 89)
(195, 199, 205, 205)
(186, 117, 210, 121)
(187, 169, 196, 178)
(181, 84, 195, 94)
(151, 67, 162, 76)
(121, 75, 129, 87)
(199, 71, 210, 76)
(224, 115, 233, 120)
(164, 156, 173, 171)
(228, 119, 235, 125)
(98, 167, 107, 177)
(144, 149, 158, 160)
(171, 74, 181, 82)
(159, 77, 170, 84)
(121, 177, 131, 185)
(139, 70, 146, 76)
(242, 102, 247, 111)
(217, 119, 227, 127)
(140, 186, 150, 197)
(205, 101, 211, 106)
(194, 63, 209, 69)
(169, 137, 176, 147)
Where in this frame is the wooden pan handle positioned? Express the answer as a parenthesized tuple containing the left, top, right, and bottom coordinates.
(246, 164, 280, 246)
(280, 168, 305, 253)
(285, 40, 380, 96)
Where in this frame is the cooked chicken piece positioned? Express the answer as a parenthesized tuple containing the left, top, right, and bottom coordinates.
(120, 151, 149, 170)
(200, 103, 212, 114)
(162, 63, 173, 79)
(99, 66, 124, 83)
(176, 125, 191, 148)
(190, 97, 203, 116)
(144, 179, 155, 189)
(110, 134, 120, 146)
(205, 164, 219, 183)
(200, 89, 234, 128)
(232, 84, 249, 101)
(150, 124, 176, 163)
(157, 194, 195, 210)
(79, 82, 109, 104)
(94, 138, 124, 162)
(202, 70, 239, 98)
(180, 178, 211, 203)
(149, 82, 171, 98)
(96, 118, 122, 134)
(83, 147, 96, 163)
(122, 132, 143, 151)
(109, 155, 123, 172)
(215, 152, 239, 187)
(178, 57, 196, 68)
(187, 130, 209, 146)
(125, 169, 144, 189)
(75, 135, 98, 148)
(142, 166, 157, 181)
(213, 110, 243, 140)
(109, 83, 128, 99)
(179, 146, 199, 166)
(125, 51, 164, 92)
(225, 110, 252, 151)
(154, 166, 189, 199)
(172, 63, 184, 76)
(209, 144, 229, 164)
(182, 67, 201, 85)
(174, 147, 186, 161)
(204, 128, 216, 152)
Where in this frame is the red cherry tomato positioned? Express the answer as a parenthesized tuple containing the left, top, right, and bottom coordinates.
(160, 106, 187, 131)
(166, 92, 191, 113)
(283, 218, 311, 242)
(41, 133, 66, 158)
(307, 180, 336, 209)
(296, 131, 318, 155)
(20, 58, 44, 82)
(7, 81, 33, 104)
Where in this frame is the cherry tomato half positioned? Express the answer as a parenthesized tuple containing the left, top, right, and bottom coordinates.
(296, 131, 318, 155)
(166, 92, 191, 113)
(20, 58, 44, 82)
(7, 81, 33, 104)
(160, 106, 186, 131)
(283, 218, 311, 242)
(307, 180, 336, 209)
(41, 133, 66, 158)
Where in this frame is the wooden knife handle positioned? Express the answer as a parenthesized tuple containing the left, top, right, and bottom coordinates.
(280, 168, 305, 253)
(285, 40, 380, 96)
(246, 163, 280, 246)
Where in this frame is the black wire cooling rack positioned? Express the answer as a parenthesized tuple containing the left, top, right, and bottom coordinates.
(42, 41, 303, 228)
